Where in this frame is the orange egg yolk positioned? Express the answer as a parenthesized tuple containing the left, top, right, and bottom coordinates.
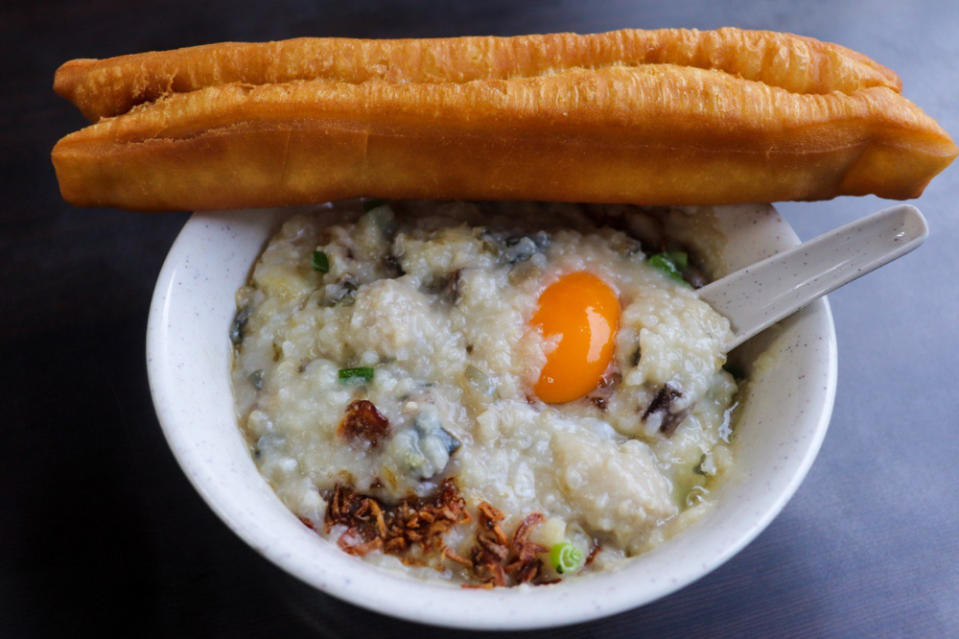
(532, 271, 620, 404)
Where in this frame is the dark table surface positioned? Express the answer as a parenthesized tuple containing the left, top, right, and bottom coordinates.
(3, 1, 957, 636)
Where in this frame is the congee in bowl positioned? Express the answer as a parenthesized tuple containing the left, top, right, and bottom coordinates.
(229, 200, 742, 587)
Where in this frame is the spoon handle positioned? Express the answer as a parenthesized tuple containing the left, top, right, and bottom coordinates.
(699, 204, 928, 352)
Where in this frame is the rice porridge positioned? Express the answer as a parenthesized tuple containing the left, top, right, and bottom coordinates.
(230, 200, 739, 587)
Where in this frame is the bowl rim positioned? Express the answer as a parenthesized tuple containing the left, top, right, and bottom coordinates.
(146, 204, 837, 630)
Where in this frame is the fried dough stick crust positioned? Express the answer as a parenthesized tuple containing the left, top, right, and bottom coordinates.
(51, 65, 956, 211)
(55, 28, 901, 121)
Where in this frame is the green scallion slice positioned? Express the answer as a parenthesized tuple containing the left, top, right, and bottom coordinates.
(648, 252, 685, 283)
(312, 250, 330, 273)
(338, 367, 375, 382)
(667, 250, 689, 270)
(549, 542, 584, 575)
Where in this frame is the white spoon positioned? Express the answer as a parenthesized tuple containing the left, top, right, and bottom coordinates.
(698, 204, 928, 351)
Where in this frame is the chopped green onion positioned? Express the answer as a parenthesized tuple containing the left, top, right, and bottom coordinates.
(666, 250, 689, 270)
(362, 198, 388, 212)
(549, 542, 584, 575)
(312, 250, 330, 273)
(647, 252, 685, 283)
(338, 367, 374, 382)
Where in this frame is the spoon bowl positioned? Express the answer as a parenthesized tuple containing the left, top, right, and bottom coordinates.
(700, 205, 927, 351)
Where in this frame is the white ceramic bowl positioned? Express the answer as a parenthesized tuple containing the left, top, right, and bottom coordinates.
(147, 203, 836, 630)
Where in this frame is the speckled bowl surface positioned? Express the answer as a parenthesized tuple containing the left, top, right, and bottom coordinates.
(146, 203, 836, 630)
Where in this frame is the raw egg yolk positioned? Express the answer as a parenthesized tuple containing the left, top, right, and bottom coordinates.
(532, 272, 620, 404)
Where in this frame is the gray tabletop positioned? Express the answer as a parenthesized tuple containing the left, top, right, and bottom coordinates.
(3, 0, 957, 636)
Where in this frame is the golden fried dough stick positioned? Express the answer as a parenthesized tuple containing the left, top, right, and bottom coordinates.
(51, 64, 956, 211)
(55, 28, 901, 121)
